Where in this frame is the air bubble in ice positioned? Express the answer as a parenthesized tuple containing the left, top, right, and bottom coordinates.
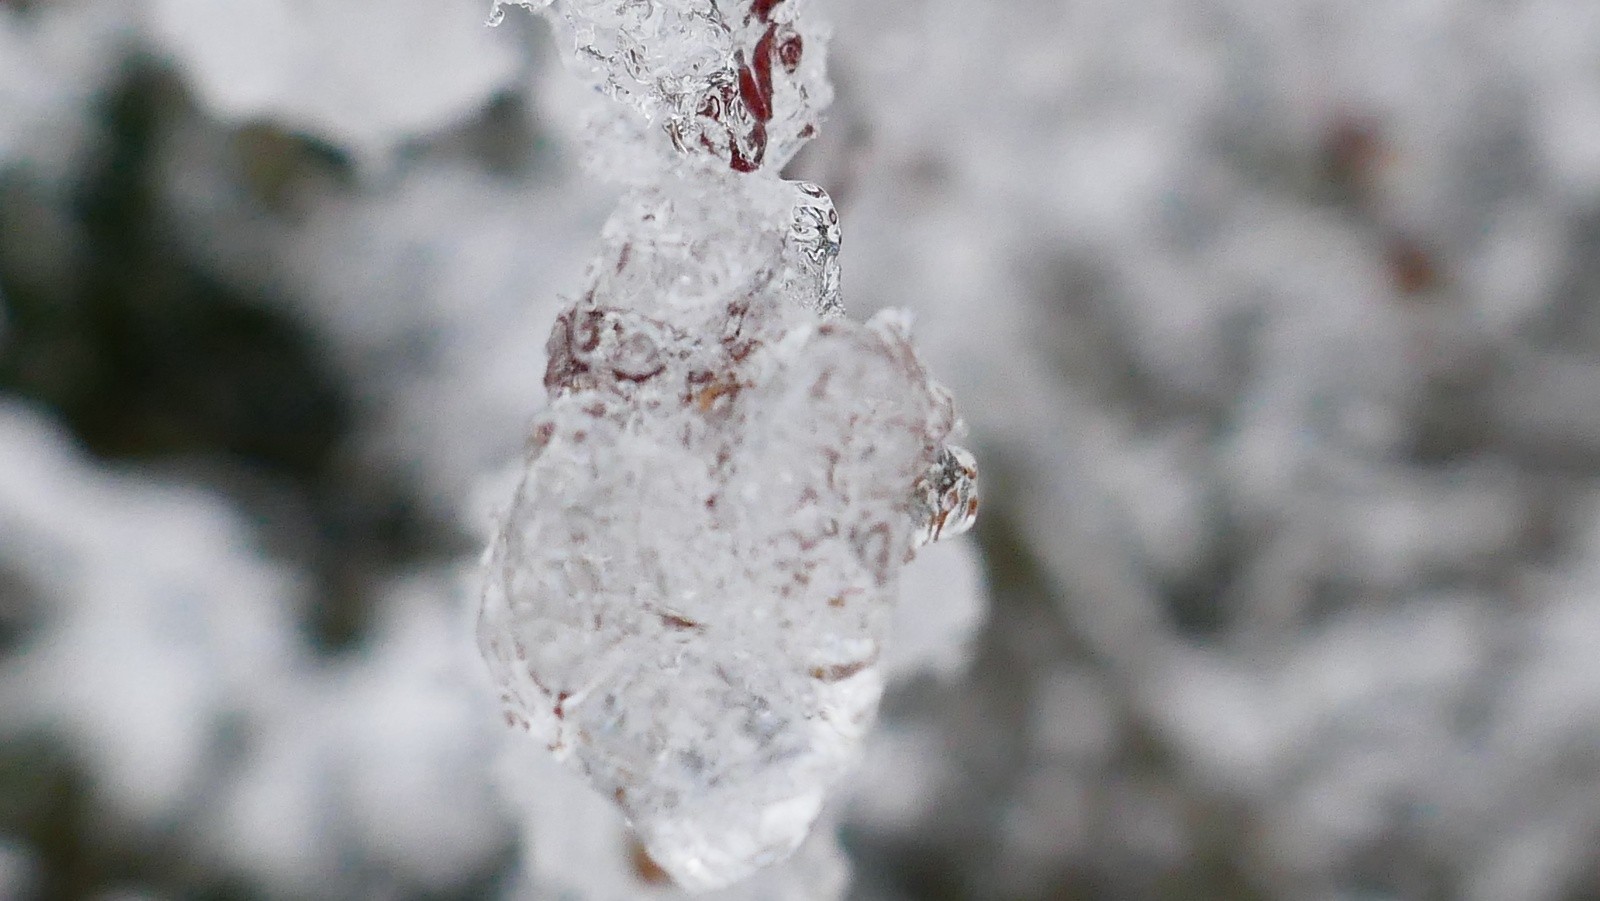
(783, 182, 843, 317)
(480, 0, 976, 892)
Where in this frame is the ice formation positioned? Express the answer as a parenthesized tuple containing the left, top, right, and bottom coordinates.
(479, 0, 974, 890)
(20, 0, 1600, 895)
(491, 0, 831, 180)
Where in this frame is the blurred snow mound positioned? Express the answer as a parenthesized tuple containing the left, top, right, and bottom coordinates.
(145, 0, 520, 160)
(0, 400, 303, 824)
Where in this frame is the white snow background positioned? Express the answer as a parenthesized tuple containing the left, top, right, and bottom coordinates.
(3, 0, 1600, 898)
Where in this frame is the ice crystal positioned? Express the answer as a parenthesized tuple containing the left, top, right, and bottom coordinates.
(481, 0, 974, 890)
(782, 182, 843, 317)
(492, 0, 829, 178)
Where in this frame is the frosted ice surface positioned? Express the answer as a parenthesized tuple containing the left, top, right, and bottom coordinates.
(506, 750, 850, 900)
(481, 292, 961, 888)
(476, 155, 970, 892)
(494, 0, 831, 177)
(567, 176, 850, 328)
(482, 0, 974, 889)
(783, 182, 844, 317)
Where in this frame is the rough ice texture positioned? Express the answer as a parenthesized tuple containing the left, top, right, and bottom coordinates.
(502, 752, 851, 900)
(479, 178, 960, 887)
(494, 0, 831, 179)
(487, 538, 979, 901)
(479, 0, 971, 890)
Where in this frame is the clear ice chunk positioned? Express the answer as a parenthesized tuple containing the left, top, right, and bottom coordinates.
(481, 0, 975, 891)
(481, 287, 960, 888)
(493, 0, 830, 177)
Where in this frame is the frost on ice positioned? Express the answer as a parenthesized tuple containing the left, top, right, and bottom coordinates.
(480, 0, 974, 891)
(480, 179, 969, 889)
(492, 0, 830, 179)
